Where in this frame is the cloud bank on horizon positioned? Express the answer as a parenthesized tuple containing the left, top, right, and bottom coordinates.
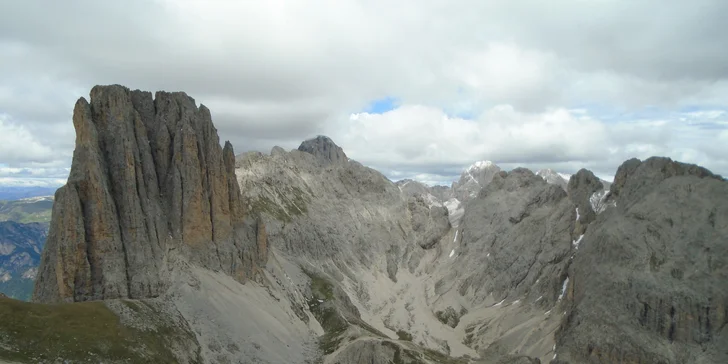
(1, 0, 727, 186)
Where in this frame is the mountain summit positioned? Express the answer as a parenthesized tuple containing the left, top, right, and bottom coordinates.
(33, 85, 267, 303)
(536, 168, 571, 191)
(298, 135, 348, 165)
(452, 160, 502, 201)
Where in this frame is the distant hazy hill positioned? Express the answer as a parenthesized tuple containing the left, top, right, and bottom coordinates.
(0, 221, 46, 301)
(0, 178, 63, 200)
(0, 196, 54, 224)
(0, 196, 52, 300)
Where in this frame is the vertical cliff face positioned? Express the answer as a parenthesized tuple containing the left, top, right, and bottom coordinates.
(33, 85, 266, 303)
(555, 157, 728, 364)
(567, 168, 604, 235)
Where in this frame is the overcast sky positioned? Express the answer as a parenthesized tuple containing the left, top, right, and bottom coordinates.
(1, 0, 727, 186)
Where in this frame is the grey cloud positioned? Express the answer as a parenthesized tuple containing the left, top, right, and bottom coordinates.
(1, 0, 728, 182)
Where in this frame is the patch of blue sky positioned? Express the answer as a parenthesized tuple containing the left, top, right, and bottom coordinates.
(364, 97, 399, 114)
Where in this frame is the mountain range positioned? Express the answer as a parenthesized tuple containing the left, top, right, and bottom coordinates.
(0, 221, 46, 301)
(0, 85, 725, 364)
(0, 197, 52, 300)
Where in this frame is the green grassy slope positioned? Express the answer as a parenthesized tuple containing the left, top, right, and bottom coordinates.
(0, 297, 202, 363)
(0, 198, 54, 224)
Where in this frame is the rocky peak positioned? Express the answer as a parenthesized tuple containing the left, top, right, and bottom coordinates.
(485, 168, 543, 193)
(566, 168, 604, 234)
(468, 160, 496, 171)
(456, 165, 571, 306)
(610, 156, 722, 210)
(556, 158, 728, 363)
(536, 168, 571, 191)
(297, 135, 348, 165)
(396, 179, 429, 197)
(33, 85, 267, 303)
(452, 160, 502, 201)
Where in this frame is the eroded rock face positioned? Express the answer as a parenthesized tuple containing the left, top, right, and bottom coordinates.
(610, 157, 721, 210)
(452, 168, 573, 306)
(555, 157, 728, 364)
(567, 169, 604, 235)
(407, 195, 450, 249)
(537, 168, 570, 191)
(33, 85, 266, 303)
(452, 161, 502, 202)
(297, 135, 348, 165)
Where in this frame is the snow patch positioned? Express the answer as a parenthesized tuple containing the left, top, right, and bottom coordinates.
(534, 295, 543, 302)
(494, 299, 506, 307)
(443, 198, 461, 211)
(544, 309, 552, 315)
(449, 249, 455, 258)
(590, 189, 615, 214)
(575, 207, 580, 221)
(453, 230, 458, 242)
(536, 169, 571, 186)
(572, 234, 584, 249)
(444, 198, 465, 227)
(424, 193, 443, 208)
(558, 277, 570, 301)
(466, 170, 480, 186)
(469, 160, 494, 171)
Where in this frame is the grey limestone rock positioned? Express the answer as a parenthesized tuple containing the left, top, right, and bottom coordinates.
(555, 157, 728, 364)
(453, 167, 573, 305)
(567, 168, 604, 235)
(33, 85, 266, 303)
(452, 161, 502, 202)
(537, 168, 570, 191)
(236, 138, 448, 263)
(407, 195, 451, 249)
(328, 339, 425, 364)
(297, 135, 348, 165)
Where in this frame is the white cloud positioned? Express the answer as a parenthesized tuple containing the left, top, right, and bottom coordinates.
(1, 0, 728, 182)
(448, 42, 562, 111)
(0, 115, 55, 164)
(337, 104, 728, 181)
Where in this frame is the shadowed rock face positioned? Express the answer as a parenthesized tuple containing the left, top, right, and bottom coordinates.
(555, 157, 728, 364)
(567, 169, 604, 235)
(454, 168, 573, 306)
(33, 85, 267, 303)
(298, 135, 348, 165)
